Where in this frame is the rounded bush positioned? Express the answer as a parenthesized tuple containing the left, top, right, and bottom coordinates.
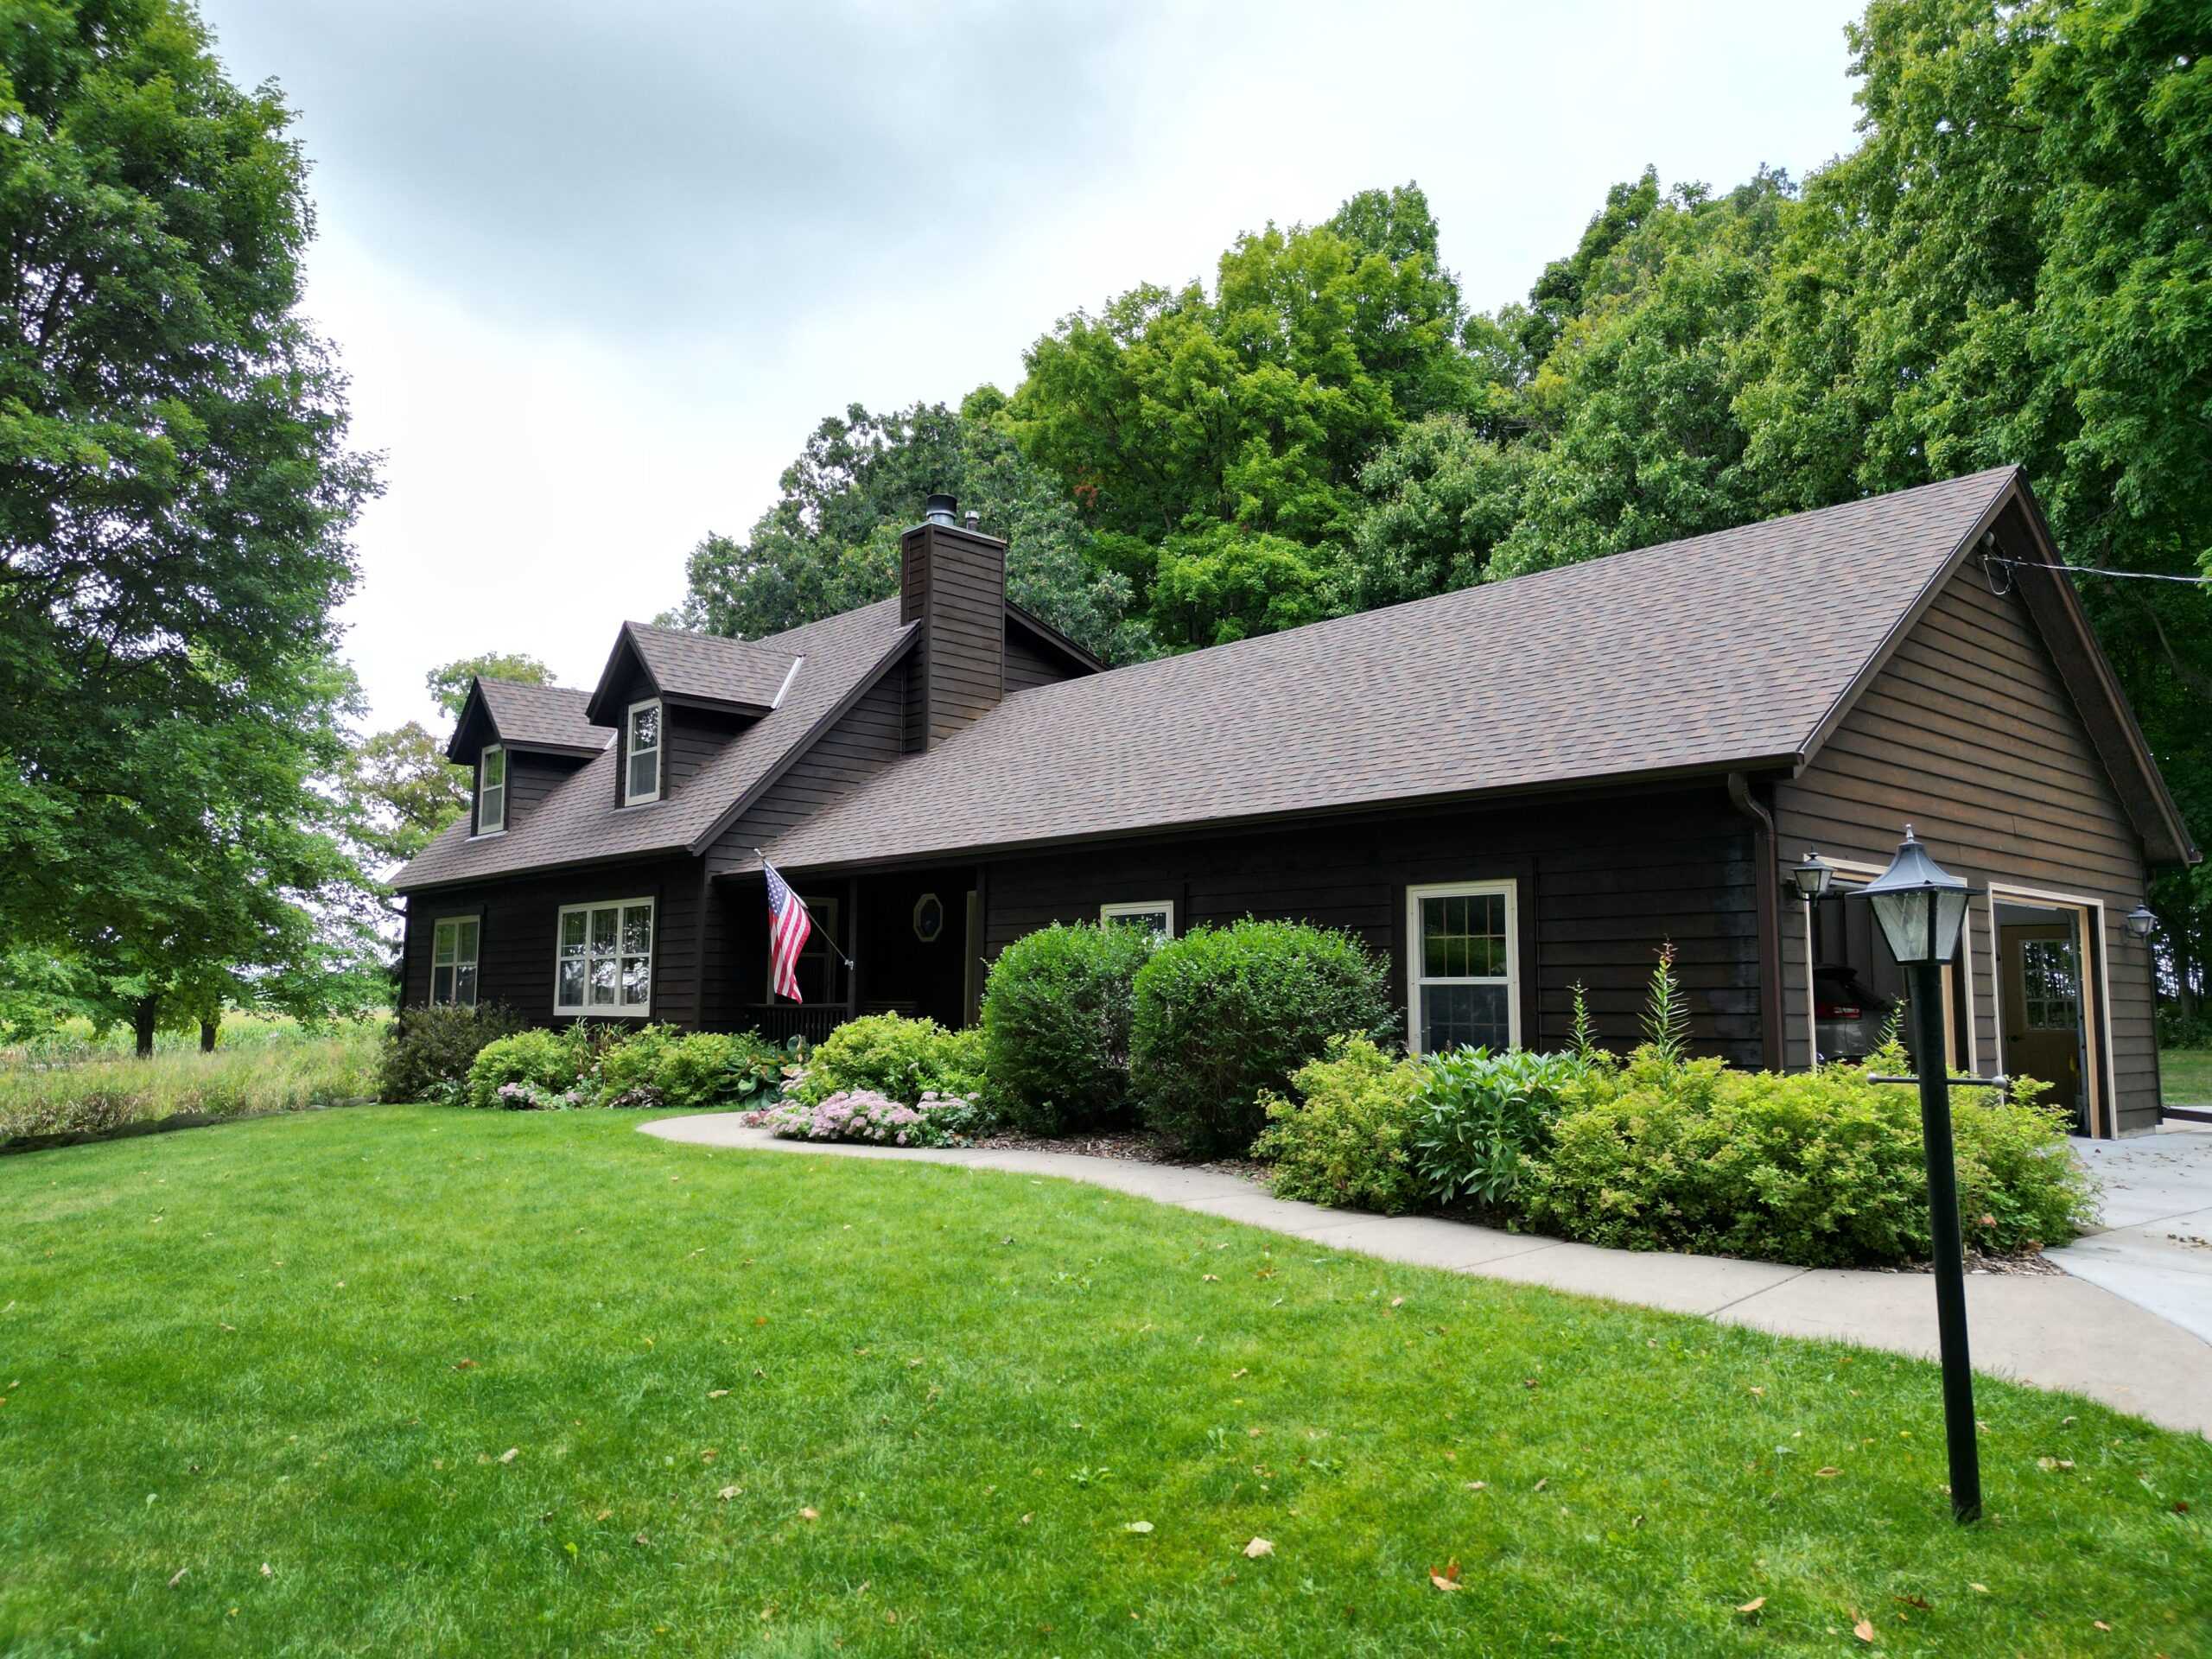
(1130, 918, 1395, 1155)
(793, 1013, 988, 1109)
(466, 1027, 592, 1109)
(1252, 1037, 1427, 1213)
(378, 1002, 528, 1103)
(982, 922, 1157, 1132)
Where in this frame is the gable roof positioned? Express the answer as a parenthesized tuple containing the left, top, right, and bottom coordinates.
(392, 601, 915, 892)
(476, 680, 607, 757)
(760, 467, 2195, 874)
(583, 621, 801, 725)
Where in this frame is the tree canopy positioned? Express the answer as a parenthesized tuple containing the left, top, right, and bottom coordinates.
(0, 0, 382, 1049)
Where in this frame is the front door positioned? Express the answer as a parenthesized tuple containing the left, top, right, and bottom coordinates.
(1998, 903, 2094, 1134)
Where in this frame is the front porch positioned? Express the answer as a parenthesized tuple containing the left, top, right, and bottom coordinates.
(715, 862, 982, 1044)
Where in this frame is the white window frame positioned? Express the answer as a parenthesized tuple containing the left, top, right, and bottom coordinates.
(474, 744, 506, 836)
(1099, 899, 1176, 937)
(1405, 880, 1520, 1057)
(624, 698, 663, 805)
(430, 915, 480, 1007)
(554, 898, 655, 1018)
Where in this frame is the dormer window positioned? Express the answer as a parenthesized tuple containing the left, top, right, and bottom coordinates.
(626, 699, 662, 804)
(475, 745, 506, 836)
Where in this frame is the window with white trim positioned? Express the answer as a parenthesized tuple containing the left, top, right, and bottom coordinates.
(1099, 900, 1175, 938)
(1406, 880, 1518, 1056)
(430, 916, 480, 1007)
(555, 899, 654, 1016)
(475, 745, 505, 835)
(625, 700, 662, 804)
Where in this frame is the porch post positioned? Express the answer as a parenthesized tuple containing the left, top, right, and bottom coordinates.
(845, 875, 861, 1021)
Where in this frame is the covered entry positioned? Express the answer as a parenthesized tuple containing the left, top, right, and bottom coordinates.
(730, 863, 982, 1045)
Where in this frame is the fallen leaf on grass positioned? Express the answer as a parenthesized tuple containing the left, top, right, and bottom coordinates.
(2037, 1457, 2075, 1471)
(1735, 1597, 1765, 1615)
(1389, 1296, 1405, 1307)
(1202, 1274, 1219, 1282)
(260, 1563, 273, 1580)
(168, 1568, 188, 1589)
(1532, 1478, 1547, 1492)
(2175, 1501, 2190, 1515)
(1893, 1594, 1931, 1611)
(715, 1484, 742, 1501)
(1815, 1466, 1842, 1478)
(2093, 1621, 2111, 1632)
(1124, 1521, 1153, 1534)
(1465, 1481, 1487, 1491)
(1968, 1583, 1988, 1594)
(798, 1507, 819, 1522)
(452, 1359, 478, 1371)
(708, 1389, 729, 1398)
(498, 1447, 519, 1465)
(1243, 1537, 1274, 1558)
(1853, 1618, 1874, 1643)
(1430, 1559, 1462, 1592)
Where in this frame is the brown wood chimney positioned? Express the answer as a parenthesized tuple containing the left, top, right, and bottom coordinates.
(900, 496, 1007, 751)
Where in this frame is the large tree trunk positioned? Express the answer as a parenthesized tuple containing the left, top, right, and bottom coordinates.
(133, 995, 160, 1059)
(200, 1016, 219, 1053)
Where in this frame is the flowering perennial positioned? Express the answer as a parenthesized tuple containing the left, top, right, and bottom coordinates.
(745, 1087, 979, 1148)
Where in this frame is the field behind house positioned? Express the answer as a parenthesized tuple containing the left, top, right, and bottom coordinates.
(0, 1106, 2205, 1657)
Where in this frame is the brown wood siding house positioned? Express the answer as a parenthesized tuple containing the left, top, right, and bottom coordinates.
(389, 469, 2196, 1135)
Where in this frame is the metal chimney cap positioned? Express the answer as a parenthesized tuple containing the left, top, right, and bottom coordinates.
(963, 509, 981, 531)
(923, 493, 958, 527)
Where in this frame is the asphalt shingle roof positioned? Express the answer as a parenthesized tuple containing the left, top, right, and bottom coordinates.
(477, 681, 606, 755)
(760, 469, 2020, 873)
(392, 601, 913, 892)
(621, 621, 799, 711)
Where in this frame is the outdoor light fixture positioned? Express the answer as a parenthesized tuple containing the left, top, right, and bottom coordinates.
(2126, 904, 2158, 941)
(1789, 849, 1834, 903)
(1858, 825, 1970, 966)
(1851, 824, 1980, 1524)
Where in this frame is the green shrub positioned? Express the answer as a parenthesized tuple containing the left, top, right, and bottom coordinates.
(793, 1014, 988, 1109)
(1522, 1047, 2094, 1268)
(378, 1003, 527, 1103)
(1252, 1038, 1427, 1213)
(982, 922, 1157, 1132)
(1130, 919, 1395, 1155)
(588, 1024, 684, 1108)
(653, 1031, 787, 1111)
(466, 1027, 594, 1109)
(1412, 1046, 1586, 1208)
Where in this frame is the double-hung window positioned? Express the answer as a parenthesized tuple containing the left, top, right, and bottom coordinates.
(556, 899, 654, 1016)
(626, 700, 662, 804)
(476, 745, 505, 835)
(430, 916, 480, 1007)
(1099, 899, 1175, 938)
(1406, 880, 1518, 1056)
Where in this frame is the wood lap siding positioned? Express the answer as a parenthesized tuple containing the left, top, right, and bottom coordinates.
(1005, 630, 1076, 693)
(981, 787, 1764, 1065)
(1773, 556, 2161, 1129)
(402, 855, 703, 1028)
(502, 755, 575, 830)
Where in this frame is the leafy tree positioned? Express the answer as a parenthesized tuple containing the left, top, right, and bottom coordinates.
(347, 722, 466, 867)
(1013, 183, 1474, 645)
(426, 652, 555, 721)
(0, 0, 380, 1053)
(670, 395, 1152, 663)
(1347, 414, 1529, 609)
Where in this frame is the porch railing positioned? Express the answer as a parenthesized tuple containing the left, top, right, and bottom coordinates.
(742, 1005, 843, 1046)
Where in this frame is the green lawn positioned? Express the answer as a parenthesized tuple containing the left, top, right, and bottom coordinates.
(2164, 1047, 2212, 1109)
(2, 1109, 2204, 1656)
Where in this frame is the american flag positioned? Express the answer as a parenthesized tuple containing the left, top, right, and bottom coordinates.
(764, 858, 813, 1002)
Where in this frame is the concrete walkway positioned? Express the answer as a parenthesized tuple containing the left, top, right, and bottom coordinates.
(641, 1116, 2212, 1439)
(2050, 1123, 2212, 1346)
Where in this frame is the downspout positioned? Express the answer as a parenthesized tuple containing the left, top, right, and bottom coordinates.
(1726, 772, 1785, 1071)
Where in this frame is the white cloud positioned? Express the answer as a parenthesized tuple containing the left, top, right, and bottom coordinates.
(200, 0, 1866, 731)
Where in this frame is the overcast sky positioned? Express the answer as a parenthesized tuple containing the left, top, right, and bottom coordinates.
(197, 0, 1868, 735)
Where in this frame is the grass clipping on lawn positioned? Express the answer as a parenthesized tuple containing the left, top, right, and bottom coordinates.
(0, 1106, 2203, 1656)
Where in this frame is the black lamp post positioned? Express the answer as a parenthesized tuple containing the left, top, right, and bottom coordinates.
(1790, 849, 1835, 905)
(1852, 825, 1980, 1523)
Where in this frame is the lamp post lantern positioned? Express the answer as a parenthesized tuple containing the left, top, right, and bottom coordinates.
(1789, 849, 1835, 905)
(2125, 904, 2158, 941)
(1852, 825, 1980, 1523)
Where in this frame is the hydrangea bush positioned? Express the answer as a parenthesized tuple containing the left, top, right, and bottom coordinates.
(746, 1087, 983, 1147)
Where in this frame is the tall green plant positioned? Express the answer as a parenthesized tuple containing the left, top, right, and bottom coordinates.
(1640, 944, 1692, 1068)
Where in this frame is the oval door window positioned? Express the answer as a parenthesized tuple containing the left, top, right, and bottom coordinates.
(912, 893, 945, 944)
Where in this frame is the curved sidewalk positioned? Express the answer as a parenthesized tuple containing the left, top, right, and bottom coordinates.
(642, 1116, 2212, 1439)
